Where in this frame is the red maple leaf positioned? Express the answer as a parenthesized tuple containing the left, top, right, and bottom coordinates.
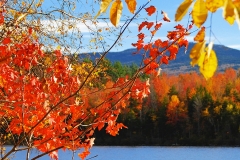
(137, 33, 145, 39)
(161, 55, 169, 64)
(139, 21, 148, 31)
(168, 44, 179, 57)
(145, 6, 156, 16)
(154, 39, 162, 48)
(0, 14, 4, 25)
(149, 48, 158, 58)
(2, 37, 11, 45)
(155, 23, 162, 30)
(146, 22, 154, 30)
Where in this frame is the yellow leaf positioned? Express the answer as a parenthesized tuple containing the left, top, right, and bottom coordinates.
(189, 41, 206, 66)
(15, 13, 27, 24)
(171, 95, 180, 104)
(199, 48, 218, 80)
(125, 0, 137, 14)
(205, 0, 224, 13)
(110, 0, 123, 27)
(223, 0, 235, 25)
(44, 57, 52, 66)
(192, 0, 208, 28)
(94, 0, 112, 19)
(100, 0, 113, 13)
(194, 26, 205, 42)
(56, 45, 61, 50)
(233, 1, 240, 29)
(175, 0, 193, 21)
(90, 38, 96, 43)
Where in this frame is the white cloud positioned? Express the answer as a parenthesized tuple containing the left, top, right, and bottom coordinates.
(226, 44, 240, 50)
(38, 19, 138, 34)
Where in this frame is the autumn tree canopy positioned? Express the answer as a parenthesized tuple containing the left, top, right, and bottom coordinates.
(0, 0, 240, 160)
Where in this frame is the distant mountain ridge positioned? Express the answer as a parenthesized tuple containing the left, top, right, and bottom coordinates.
(79, 43, 240, 74)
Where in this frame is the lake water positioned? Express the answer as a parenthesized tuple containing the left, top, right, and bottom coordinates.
(4, 146, 240, 160)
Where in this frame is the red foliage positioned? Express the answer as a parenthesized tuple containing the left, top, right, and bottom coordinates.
(145, 5, 156, 16)
(0, 22, 150, 160)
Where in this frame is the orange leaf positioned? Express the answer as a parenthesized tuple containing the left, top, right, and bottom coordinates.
(110, 0, 123, 27)
(194, 26, 205, 42)
(143, 58, 150, 65)
(149, 48, 158, 58)
(168, 44, 179, 57)
(0, 14, 4, 25)
(0, 55, 11, 64)
(145, 5, 156, 16)
(132, 42, 143, 50)
(161, 55, 169, 64)
(151, 30, 157, 36)
(150, 61, 159, 69)
(161, 10, 171, 22)
(154, 39, 162, 48)
(143, 43, 152, 51)
(78, 150, 90, 160)
(167, 31, 177, 40)
(2, 37, 11, 45)
(147, 22, 154, 30)
(137, 33, 145, 39)
(55, 50, 62, 57)
(154, 23, 162, 30)
(138, 21, 148, 31)
(174, 24, 184, 30)
(161, 40, 169, 48)
(125, 0, 137, 14)
(28, 27, 33, 35)
(178, 38, 189, 53)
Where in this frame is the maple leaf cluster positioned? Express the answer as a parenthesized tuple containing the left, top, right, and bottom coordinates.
(132, 6, 189, 75)
(0, 11, 150, 160)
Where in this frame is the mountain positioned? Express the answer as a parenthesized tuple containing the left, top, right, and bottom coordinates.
(79, 43, 240, 74)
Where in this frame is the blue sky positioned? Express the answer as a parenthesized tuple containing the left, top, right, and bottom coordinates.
(42, 0, 240, 53)
(116, 0, 240, 51)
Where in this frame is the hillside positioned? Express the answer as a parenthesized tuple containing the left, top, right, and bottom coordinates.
(79, 43, 240, 74)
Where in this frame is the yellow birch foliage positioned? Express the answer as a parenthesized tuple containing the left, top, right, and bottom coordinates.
(110, 0, 123, 27)
(189, 42, 218, 80)
(199, 47, 218, 80)
(176, 0, 240, 28)
(205, 0, 224, 12)
(95, 0, 112, 19)
(192, 0, 208, 28)
(125, 0, 137, 14)
(175, 0, 194, 21)
(189, 41, 206, 66)
(96, 0, 137, 26)
(194, 26, 205, 42)
(223, 0, 235, 25)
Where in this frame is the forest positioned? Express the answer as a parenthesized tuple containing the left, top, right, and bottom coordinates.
(94, 61, 240, 146)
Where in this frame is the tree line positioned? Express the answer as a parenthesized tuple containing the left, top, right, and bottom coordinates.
(94, 64, 240, 146)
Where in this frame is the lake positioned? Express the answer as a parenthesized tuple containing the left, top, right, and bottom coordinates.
(4, 146, 240, 160)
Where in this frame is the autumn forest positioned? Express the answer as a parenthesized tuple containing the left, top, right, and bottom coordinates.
(95, 63, 240, 146)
